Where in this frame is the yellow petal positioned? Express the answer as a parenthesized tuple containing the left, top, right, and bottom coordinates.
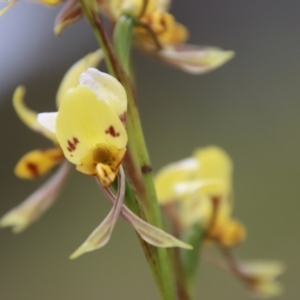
(14, 148, 63, 179)
(193, 146, 233, 196)
(56, 85, 127, 166)
(155, 146, 233, 205)
(56, 50, 103, 107)
(155, 157, 198, 204)
(79, 68, 127, 118)
(13, 86, 57, 143)
(180, 194, 213, 229)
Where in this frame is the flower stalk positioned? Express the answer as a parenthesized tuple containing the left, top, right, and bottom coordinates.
(167, 203, 203, 300)
(79, 2, 177, 299)
(181, 225, 204, 297)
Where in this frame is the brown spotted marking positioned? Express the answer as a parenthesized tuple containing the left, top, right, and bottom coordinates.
(141, 165, 152, 174)
(67, 137, 79, 152)
(119, 112, 127, 124)
(26, 162, 39, 177)
(105, 126, 120, 137)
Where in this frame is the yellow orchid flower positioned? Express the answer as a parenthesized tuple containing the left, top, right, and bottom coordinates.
(38, 68, 128, 187)
(155, 146, 231, 207)
(37, 68, 192, 256)
(13, 49, 103, 180)
(155, 146, 246, 248)
(0, 50, 103, 232)
(107, 0, 187, 45)
(100, 0, 234, 74)
(156, 147, 284, 296)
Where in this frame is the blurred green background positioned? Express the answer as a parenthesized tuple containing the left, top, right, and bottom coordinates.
(0, 0, 299, 299)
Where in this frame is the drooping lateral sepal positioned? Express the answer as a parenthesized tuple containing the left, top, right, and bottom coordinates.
(0, 162, 71, 233)
(70, 166, 126, 259)
(102, 180, 193, 249)
(123, 203, 193, 249)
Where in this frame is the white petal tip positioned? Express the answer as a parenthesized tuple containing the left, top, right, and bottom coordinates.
(37, 112, 58, 134)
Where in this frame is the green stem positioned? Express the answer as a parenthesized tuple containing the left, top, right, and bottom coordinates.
(113, 15, 134, 73)
(79, 1, 115, 75)
(181, 225, 203, 297)
(79, 4, 176, 300)
(169, 247, 192, 300)
(167, 203, 202, 300)
(114, 15, 177, 300)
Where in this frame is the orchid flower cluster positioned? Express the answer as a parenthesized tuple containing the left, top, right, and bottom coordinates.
(1, 0, 284, 299)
